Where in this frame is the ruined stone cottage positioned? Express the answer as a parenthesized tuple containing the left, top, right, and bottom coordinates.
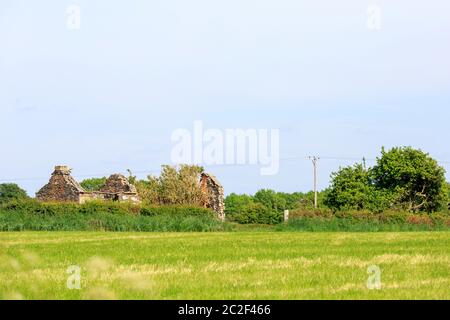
(35, 166, 86, 202)
(36, 166, 226, 220)
(36, 166, 140, 204)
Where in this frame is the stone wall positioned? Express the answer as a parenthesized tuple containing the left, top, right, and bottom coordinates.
(200, 173, 225, 221)
(78, 192, 110, 204)
(100, 174, 137, 194)
(80, 191, 140, 204)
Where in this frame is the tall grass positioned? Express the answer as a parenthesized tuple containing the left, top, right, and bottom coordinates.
(276, 216, 450, 232)
(0, 211, 227, 232)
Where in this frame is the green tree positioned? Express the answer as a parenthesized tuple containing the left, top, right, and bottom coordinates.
(294, 190, 330, 209)
(125, 169, 161, 204)
(253, 189, 287, 214)
(134, 179, 160, 205)
(80, 177, 107, 191)
(135, 165, 206, 206)
(224, 193, 254, 217)
(447, 183, 450, 201)
(0, 183, 28, 204)
(371, 147, 447, 212)
(324, 164, 373, 211)
(158, 165, 205, 205)
(444, 183, 450, 212)
(277, 192, 304, 210)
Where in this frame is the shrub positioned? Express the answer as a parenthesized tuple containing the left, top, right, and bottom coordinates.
(0, 184, 28, 205)
(406, 215, 433, 226)
(0, 199, 213, 217)
(289, 208, 333, 219)
(1, 199, 141, 216)
(134, 165, 207, 206)
(227, 202, 282, 225)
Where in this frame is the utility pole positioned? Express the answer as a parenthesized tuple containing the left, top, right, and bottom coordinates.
(309, 156, 319, 209)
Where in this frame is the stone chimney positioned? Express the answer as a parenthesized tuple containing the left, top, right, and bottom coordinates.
(53, 165, 72, 174)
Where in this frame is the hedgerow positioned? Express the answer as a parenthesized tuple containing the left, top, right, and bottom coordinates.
(0, 199, 223, 232)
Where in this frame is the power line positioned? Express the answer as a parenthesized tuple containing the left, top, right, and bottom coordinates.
(279, 156, 377, 161)
(280, 155, 450, 164)
(0, 156, 449, 183)
(0, 169, 161, 183)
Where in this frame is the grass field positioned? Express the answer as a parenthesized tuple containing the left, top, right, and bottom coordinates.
(1, 231, 450, 300)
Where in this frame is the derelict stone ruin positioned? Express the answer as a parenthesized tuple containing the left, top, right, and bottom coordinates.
(36, 166, 140, 204)
(200, 173, 225, 221)
(36, 166, 225, 220)
(35, 166, 86, 202)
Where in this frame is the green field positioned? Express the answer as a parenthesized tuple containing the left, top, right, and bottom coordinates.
(1, 231, 450, 300)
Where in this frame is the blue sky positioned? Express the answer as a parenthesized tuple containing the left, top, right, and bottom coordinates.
(1, 0, 449, 196)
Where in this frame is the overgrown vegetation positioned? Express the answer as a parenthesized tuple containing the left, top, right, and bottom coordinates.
(128, 165, 207, 206)
(80, 165, 208, 206)
(1, 198, 449, 232)
(0, 183, 28, 205)
(2, 197, 449, 232)
(0, 200, 223, 232)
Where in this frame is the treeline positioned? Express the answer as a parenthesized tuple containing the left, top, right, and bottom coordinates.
(225, 147, 450, 224)
(225, 190, 323, 224)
